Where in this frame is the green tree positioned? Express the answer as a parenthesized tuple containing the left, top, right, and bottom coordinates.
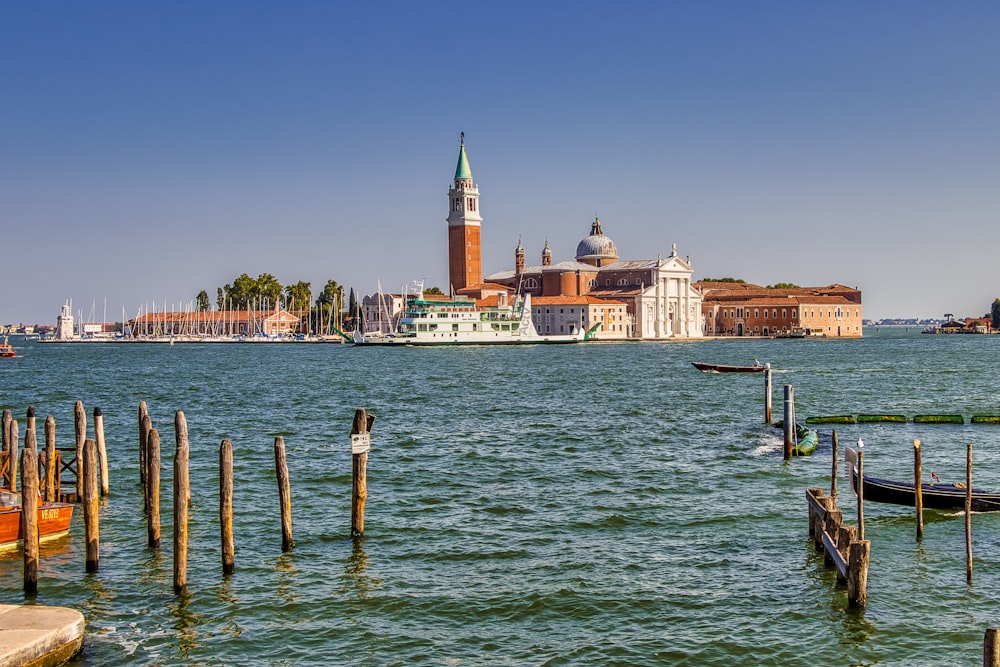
(284, 281, 312, 311)
(315, 279, 343, 333)
(424, 286, 444, 295)
(256, 273, 282, 309)
(700, 277, 745, 283)
(196, 290, 211, 311)
(991, 298, 1000, 330)
(226, 273, 257, 309)
(347, 288, 360, 329)
(216, 287, 225, 310)
(767, 282, 800, 289)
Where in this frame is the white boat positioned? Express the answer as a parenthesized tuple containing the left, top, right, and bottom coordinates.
(352, 289, 585, 346)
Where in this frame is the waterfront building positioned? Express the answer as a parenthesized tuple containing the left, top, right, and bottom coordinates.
(127, 305, 303, 338)
(697, 282, 863, 337)
(486, 220, 703, 340)
(435, 135, 701, 340)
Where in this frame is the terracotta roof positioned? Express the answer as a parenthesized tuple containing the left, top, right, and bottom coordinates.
(457, 282, 511, 293)
(532, 295, 626, 306)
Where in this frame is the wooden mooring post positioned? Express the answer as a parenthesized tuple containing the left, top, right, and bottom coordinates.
(83, 439, 100, 573)
(220, 439, 235, 574)
(147, 428, 161, 549)
(831, 430, 839, 501)
(1, 410, 11, 490)
(8, 419, 18, 493)
(914, 439, 923, 540)
(783, 385, 794, 460)
(173, 412, 189, 594)
(274, 436, 293, 551)
(25, 407, 37, 453)
(805, 487, 870, 607)
(44, 416, 56, 502)
(95, 407, 108, 496)
(966, 443, 973, 584)
(74, 401, 86, 501)
(764, 366, 772, 425)
(20, 447, 39, 595)
(985, 628, 1000, 667)
(351, 408, 375, 538)
(138, 401, 149, 487)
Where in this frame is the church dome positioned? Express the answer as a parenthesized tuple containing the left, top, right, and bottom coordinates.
(575, 216, 618, 266)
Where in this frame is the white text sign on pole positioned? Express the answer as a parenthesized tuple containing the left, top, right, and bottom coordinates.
(351, 433, 371, 455)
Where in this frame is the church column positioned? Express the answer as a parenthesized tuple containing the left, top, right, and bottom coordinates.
(654, 274, 662, 338)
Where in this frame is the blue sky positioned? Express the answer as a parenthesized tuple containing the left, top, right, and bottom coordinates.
(3, 2, 998, 324)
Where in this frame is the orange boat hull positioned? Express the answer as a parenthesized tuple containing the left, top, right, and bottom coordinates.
(0, 502, 74, 548)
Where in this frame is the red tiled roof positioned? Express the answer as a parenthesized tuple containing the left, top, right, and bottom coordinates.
(532, 295, 626, 306)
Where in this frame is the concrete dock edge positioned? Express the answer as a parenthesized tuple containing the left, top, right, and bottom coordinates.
(0, 604, 84, 667)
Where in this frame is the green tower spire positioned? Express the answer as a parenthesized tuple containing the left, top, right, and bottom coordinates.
(454, 131, 472, 180)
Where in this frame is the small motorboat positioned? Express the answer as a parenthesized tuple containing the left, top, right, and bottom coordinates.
(846, 447, 1000, 512)
(0, 337, 14, 358)
(692, 361, 769, 373)
(0, 490, 75, 549)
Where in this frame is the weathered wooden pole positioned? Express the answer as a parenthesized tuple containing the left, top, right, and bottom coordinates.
(823, 506, 843, 567)
(20, 447, 39, 595)
(173, 412, 190, 594)
(764, 366, 773, 425)
(73, 401, 87, 502)
(985, 628, 1000, 667)
(74, 401, 86, 500)
(95, 407, 108, 496)
(836, 524, 857, 584)
(147, 428, 161, 549)
(25, 407, 37, 453)
(83, 438, 100, 572)
(847, 539, 871, 607)
(274, 436, 293, 551)
(220, 439, 235, 574)
(2, 410, 11, 489)
(782, 385, 794, 460)
(857, 446, 865, 541)
(138, 401, 149, 486)
(914, 439, 923, 541)
(831, 430, 839, 501)
(966, 443, 973, 584)
(141, 414, 152, 514)
(351, 408, 375, 538)
(44, 416, 56, 502)
(8, 419, 18, 493)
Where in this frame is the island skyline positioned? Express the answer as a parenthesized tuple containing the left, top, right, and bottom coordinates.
(3, 3, 998, 325)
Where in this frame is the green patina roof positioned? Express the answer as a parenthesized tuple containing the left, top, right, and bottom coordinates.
(454, 134, 472, 180)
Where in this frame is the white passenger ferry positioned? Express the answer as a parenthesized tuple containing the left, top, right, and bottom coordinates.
(353, 290, 585, 346)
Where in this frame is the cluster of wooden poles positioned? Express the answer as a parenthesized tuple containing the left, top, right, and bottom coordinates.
(3, 403, 111, 595)
(2, 402, 110, 502)
(133, 402, 376, 593)
(6, 401, 376, 597)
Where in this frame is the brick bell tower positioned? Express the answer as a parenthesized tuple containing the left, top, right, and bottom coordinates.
(447, 133, 482, 294)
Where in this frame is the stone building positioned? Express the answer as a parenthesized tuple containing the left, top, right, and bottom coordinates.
(486, 218, 702, 340)
(697, 282, 863, 337)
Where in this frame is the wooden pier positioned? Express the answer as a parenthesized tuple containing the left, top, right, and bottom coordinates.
(805, 486, 871, 607)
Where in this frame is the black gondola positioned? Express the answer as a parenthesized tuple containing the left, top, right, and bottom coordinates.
(847, 447, 1000, 512)
(691, 361, 768, 373)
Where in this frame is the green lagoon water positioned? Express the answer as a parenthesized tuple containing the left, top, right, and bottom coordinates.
(1, 328, 999, 665)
